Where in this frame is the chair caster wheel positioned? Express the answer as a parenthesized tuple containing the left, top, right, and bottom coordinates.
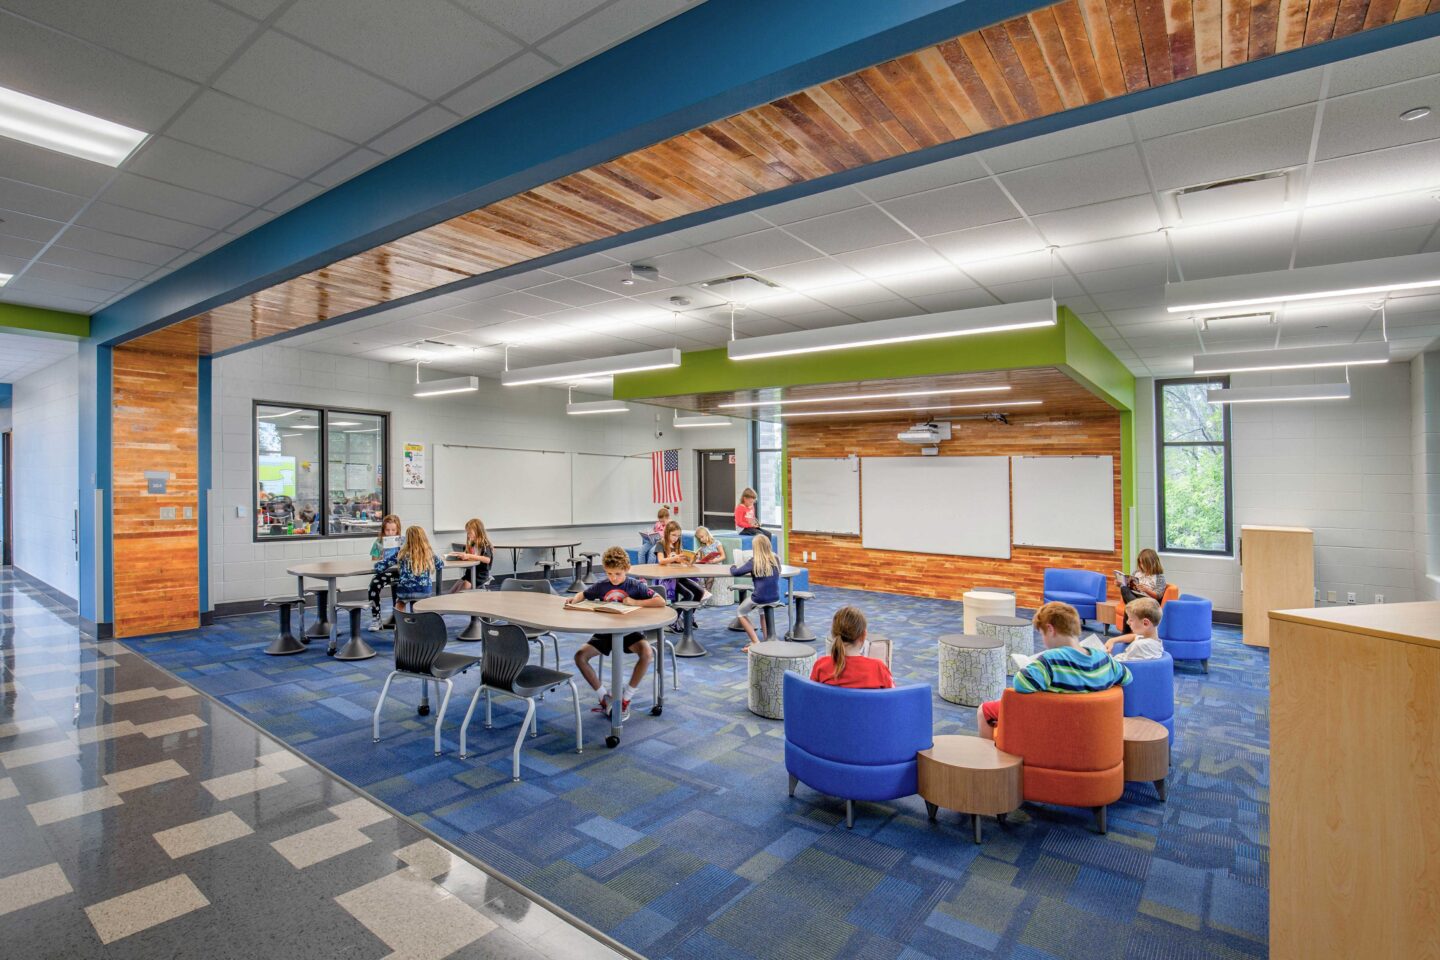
(372, 738, 379, 743)
(650, 705, 663, 716)
(417, 705, 430, 716)
(459, 753, 468, 760)
(605, 735, 620, 748)
(511, 776, 520, 783)
(434, 751, 441, 757)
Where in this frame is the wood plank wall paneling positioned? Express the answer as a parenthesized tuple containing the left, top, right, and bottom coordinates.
(134, 0, 1420, 356)
(786, 413, 1123, 608)
(111, 341, 200, 638)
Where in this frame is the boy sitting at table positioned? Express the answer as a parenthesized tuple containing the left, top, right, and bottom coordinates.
(570, 547, 667, 721)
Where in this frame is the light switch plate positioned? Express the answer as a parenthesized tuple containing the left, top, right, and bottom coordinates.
(159, 507, 176, 520)
(182, 506, 193, 519)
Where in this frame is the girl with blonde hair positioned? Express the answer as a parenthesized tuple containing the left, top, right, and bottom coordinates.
(380, 526, 444, 614)
(449, 517, 493, 593)
(728, 533, 781, 649)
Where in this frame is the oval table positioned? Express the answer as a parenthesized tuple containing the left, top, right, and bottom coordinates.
(413, 591, 675, 749)
(288, 557, 478, 659)
(490, 539, 583, 577)
(630, 563, 808, 657)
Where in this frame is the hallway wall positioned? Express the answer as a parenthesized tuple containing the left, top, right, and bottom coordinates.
(10, 351, 79, 599)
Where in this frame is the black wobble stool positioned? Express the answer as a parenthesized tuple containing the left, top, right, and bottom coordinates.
(535, 560, 560, 582)
(758, 600, 785, 641)
(334, 601, 376, 660)
(786, 591, 816, 641)
(263, 596, 307, 655)
(564, 555, 586, 592)
(670, 600, 706, 657)
(580, 551, 602, 584)
(304, 587, 332, 639)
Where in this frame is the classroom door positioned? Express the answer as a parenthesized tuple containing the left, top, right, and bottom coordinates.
(697, 449, 735, 530)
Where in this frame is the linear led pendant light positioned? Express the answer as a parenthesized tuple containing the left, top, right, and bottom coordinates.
(1191, 340, 1390, 375)
(726, 299, 1058, 361)
(0, 84, 149, 166)
(717, 385, 1010, 408)
(673, 410, 731, 427)
(1206, 382, 1351, 404)
(566, 386, 630, 415)
(1166, 252, 1440, 314)
(413, 375, 480, 397)
(501, 347, 681, 386)
(778, 400, 1042, 418)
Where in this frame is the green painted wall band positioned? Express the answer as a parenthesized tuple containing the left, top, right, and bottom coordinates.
(0, 302, 90, 339)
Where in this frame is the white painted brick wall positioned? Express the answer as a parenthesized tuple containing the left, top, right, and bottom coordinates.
(1414, 350, 1440, 601)
(11, 351, 80, 598)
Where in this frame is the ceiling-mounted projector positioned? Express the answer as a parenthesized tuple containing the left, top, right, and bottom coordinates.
(898, 421, 951, 445)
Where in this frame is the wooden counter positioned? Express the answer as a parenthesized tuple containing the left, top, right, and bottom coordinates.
(1269, 601, 1440, 960)
(1239, 524, 1313, 648)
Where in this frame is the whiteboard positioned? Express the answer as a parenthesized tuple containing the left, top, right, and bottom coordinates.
(790, 457, 860, 535)
(862, 456, 1010, 558)
(432, 445, 572, 532)
(572, 453, 654, 526)
(1012, 456, 1114, 552)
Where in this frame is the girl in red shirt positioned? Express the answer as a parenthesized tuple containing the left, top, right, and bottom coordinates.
(809, 606, 894, 689)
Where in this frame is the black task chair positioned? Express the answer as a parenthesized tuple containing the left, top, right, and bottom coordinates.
(371, 612, 478, 756)
(499, 578, 560, 668)
(458, 623, 582, 781)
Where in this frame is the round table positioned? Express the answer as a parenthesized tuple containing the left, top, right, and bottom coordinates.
(630, 563, 808, 657)
(962, 590, 1016, 634)
(490, 539, 582, 576)
(917, 735, 1023, 844)
(976, 615, 1035, 676)
(414, 591, 675, 748)
(746, 641, 816, 719)
(1123, 716, 1170, 801)
(937, 634, 1006, 706)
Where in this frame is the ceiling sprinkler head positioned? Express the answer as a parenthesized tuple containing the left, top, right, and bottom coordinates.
(668, 295, 691, 307)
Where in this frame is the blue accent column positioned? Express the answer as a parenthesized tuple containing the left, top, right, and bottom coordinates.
(77, 341, 112, 629)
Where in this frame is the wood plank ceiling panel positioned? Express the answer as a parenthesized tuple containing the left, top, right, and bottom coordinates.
(129, 0, 1425, 357)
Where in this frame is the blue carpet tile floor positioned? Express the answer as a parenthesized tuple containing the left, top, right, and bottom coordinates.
(125, 585, 1269, 960)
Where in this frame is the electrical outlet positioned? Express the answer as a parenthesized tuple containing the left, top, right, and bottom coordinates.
(1375, 594, 1385, 604)
(1346, 592, 1357, 604)
(1313, 588, 1319, 602)
(1326, 590, 1337, 603)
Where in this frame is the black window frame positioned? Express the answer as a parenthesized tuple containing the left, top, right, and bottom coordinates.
(1155, 375, 1234, 556)
(750, 419, 784, 528)
(252, 400, 389, 542)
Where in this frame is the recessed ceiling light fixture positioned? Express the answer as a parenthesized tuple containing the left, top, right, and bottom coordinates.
(1165, 252, 1440, 314)
(1206, 382, 1351, 404)
(1400, 106, 1431, 121)
(1191, 341, 1390, 375)
(727, 299, 1058, 361)
(717, 385, 1011, 408)
(501, 347, 681, 387)
(0, 272, 12, 287)
(0, 84, 148, 166)
(1198, 312, 1275, 331)
(778, 401, 1042, 418)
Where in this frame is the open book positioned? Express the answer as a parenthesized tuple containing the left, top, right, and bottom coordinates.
(1011, 635, 1106, 674)
(563, 599, 642, 615)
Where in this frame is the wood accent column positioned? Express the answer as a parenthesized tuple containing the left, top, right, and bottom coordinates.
(111, 342, 200, 638)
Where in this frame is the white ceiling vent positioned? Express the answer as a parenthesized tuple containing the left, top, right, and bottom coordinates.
(698, 273, 779, 302)
(1173, 172, 1290, 223)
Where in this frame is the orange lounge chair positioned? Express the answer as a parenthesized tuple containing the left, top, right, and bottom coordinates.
(1113, 582, 1181, 633)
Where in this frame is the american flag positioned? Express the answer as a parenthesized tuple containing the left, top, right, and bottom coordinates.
(652, 449, 682, 503)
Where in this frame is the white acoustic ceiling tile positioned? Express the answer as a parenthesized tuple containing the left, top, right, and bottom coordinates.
(1143, 105, 1317, 190)
(262, 180, 326, 214)
(538, 0, 697, 66)
(217, 33, 425, 143)
(0, 12, 197, 131)
(76, 202, 213, 250)
(757, 187, 870, 226)
(1170, 212, 1298, 279)
(443, 52, 555, 117)
(806, 280, 904, 308)
(631, 284, 727, 311)
(1058, 232, 1168, 274)
(0, 139, 112, 198)
(1305, 138, 1440, 206)
(1, 289, 104, 314)
(1293, 224, 1432, 269)
(0, 208, 66, 244)
(279, 0, 521, 100)
(880, 179, 1019, 236)
(783, 206, 913, 254)
(190, 231, 237, 256)
(1132, 67, 1323, 140)
(101, 174, 252, 231)
(823, 300, 909, 323)
(311, 149, 385, 188)
(1316, 75, 1440, 161)
(127, 138, 300, 207)
(854, 154, 988, 201)
(780, 309, 861, 330)
(907, 287, 1001, 313)
(5, 273, 116, 302)
(834, 240, 950, 280)
(1032, 195, 1163, 246)
(962, 249, 1055, 286)
(1090, 287, 1162, 311)
(987, 277, 1066, 303)
(928, 219, 1044, 264)
(999, 144, 1149, 215)
(39, 244, 157, 281)
(167, 91, 352, 179)
(0, 235, 44, 260)
(226, 209, 276, 237)
(982, 115, 1134, 173)
(1103, 307, 1167, 327)
(876, 267, 978, 299)
(21, 261, 132, 294)
(526, 278, 620, 308)
(535, 253, 623, 279)
(368, 106, 462, 155)
(0, 178, 86, 223)
(1303, 190, 1440, 234)
(453, 0, 609, 44)
(1072, 260, 1168, 295)
(756, 259, 860, 292)
(1327, 35, 1440, 97)
(702, 229, 823, 269)
(650, 248, 738, 284)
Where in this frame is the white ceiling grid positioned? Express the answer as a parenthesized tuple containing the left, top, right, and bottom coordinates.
(0, 0, 706, 314)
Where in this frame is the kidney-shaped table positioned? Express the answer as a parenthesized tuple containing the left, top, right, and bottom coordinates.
(413, 590, 675, 748)
(629, 563, 808, 656)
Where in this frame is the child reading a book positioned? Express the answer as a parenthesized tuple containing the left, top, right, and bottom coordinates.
(383, 526, 443, 615)
(692, 526, 724, 601)
(729, 533, 780, 650)
(570, 547, 668, 721)
(809, 606, 893, 689)
(366, 514, 403, 629)
(448, 517, 493, 593)
(1105, 597, 1166, 661)
(652, 505, 671, 537)
(977, 601, 1131, 741)
(1114, 548, 1166, 632)
(657, 520, 704, 604)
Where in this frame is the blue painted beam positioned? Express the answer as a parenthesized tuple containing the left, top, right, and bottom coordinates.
(92, 0, 1049, 345)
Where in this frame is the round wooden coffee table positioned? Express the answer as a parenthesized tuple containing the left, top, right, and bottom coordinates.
(1123, 716, 1170, 801)
(917, 735, 1023, 844)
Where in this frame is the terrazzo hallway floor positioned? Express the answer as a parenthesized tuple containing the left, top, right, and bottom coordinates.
(0, 567, 630, 960)
(125, 580, 1272, 960)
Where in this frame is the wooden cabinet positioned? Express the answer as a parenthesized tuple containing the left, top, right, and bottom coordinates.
(1239, 525, 1313, 648)
(1270, 602, 1440, 960)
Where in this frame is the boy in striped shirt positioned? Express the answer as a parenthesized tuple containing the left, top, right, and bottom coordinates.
(978, 601, 1131, 740)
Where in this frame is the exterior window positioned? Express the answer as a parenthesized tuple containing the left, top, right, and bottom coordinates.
(254, 403, 387, 540)
(752, 420, 783, 528)
(1156, 377, 1232, 554)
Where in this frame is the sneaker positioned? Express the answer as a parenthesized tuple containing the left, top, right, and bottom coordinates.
(700, 590, 712, 604)
(621, 698, 631, 721)
(591, 693, 611, 715)
(369, 617, 382, 631)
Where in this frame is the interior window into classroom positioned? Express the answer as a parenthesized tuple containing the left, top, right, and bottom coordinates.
(752, 419, 784, 527)
(1155, 377, 1232, 555)
(253, 403, 387, 540)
